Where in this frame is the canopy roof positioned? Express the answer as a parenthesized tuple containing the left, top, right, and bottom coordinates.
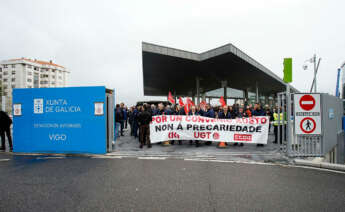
(142, 42, 296, 97)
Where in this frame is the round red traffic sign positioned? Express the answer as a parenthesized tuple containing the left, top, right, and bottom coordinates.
(300, 117, 316, 134)
(299, 95, 315, 111)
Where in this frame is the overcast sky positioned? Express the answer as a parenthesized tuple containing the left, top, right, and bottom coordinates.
(1, 0, 344, 106)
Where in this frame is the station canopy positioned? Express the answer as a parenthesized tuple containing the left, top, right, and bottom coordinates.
(142, 42, 296, 97)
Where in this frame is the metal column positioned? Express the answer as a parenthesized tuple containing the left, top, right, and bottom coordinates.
(196, 77, 200, 105)
(255, 82, 259, 103)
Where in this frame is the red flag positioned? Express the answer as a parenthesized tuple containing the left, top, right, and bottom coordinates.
(178, 97, 184, 106)
(168, 92, 175, 104)
(219, 96, 226, 107)
(184, 98, 194, 114)
(186, 98, 194, 106)
(200, 100, 207, 111)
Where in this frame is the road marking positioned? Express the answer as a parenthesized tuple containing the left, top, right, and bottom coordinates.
(0, 159, 10, 162)
(138, 157, 166, 160)
(92, 156, 123, 159)
(36, 157, 66, 160)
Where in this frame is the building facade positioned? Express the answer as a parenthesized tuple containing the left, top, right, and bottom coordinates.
(0, 58, 69, 112)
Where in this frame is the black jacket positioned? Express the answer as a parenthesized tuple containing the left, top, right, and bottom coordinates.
(137, 111, 152, 126)
(0, 111, 12, 130)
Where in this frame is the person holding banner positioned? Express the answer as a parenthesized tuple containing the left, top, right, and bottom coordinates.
(252, 103, 266, 147)
(204, 104, 215, 146)
(235, 107, 248, 146)
(157, 103, 170, 146)
(188, 105, 201, 147)
(218, 105, 231, 147)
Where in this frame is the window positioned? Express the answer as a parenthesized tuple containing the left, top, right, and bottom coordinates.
(12, 64, 16, 68)
(52, 75, 56, 79)
(3, 85, 8, 89)
(0, 75, 2, 79)
(12, 85, 15, 88)
(27, 78, 32, 82)
(12, 71, 15, 75)
(0, 68, 2, 72)
(3, 92, 7, 96)
(3, 78, 8, 82)
(52, 69, 56, 73)
(3, 65, 8, 68)
(58, 76, 62, 80)
(27, 85, 32, 88)
(40, 81, 48, 85)
(28, 71, 32, 76)
(11, 78, 15, 82)
(34, 67, 38, 71)
(27, 65, 32, 69)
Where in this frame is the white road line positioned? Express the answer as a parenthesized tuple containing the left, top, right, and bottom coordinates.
(36, 157, 66, 160)
(92, 156, 123, 159)
(138, 157, 166, 160)
(0, 159, 10, 162)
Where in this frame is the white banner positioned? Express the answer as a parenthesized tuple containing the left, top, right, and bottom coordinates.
(150, 115, 269, 144)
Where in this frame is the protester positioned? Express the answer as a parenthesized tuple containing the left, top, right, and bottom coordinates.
(171, 105, 184, 145)
(137, 105, 152, 148)
(228, 106, 237, 119)
(252, 103, 266, 146)
(218, 105, 231, 147)
(120, 103, 126, 135)
(115, 104, 123, 138)
(188, 105, 200, 147)
(204, 104, 215, 145)
(0, 110, 13, 151)
(124, 106, 128, 129)
(235, 107, 247, 146)
(245, 105, 252, 117)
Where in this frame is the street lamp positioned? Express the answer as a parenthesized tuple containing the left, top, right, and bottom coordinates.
(336, 61, 345, 98)
(302, 54, 321, 93)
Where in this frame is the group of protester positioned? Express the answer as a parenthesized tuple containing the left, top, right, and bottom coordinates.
(115, 101, 287, 149)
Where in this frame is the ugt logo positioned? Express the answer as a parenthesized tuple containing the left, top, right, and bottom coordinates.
(34, 98, 44, 114)
(168, 132, 180, 139)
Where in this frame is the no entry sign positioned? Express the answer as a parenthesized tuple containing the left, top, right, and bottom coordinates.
(294, 94, 321, 135)
(299, 94, 315, 111)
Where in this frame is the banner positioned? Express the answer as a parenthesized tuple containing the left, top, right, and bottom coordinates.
(150, 115, 269, 144)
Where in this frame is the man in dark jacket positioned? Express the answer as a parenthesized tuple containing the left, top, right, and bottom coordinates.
(115, 104, 124, 138)
(0, 111, 13, 151)
(218, 106, 231, 119)
(252, 103, 266, 147)
(137, 105, 152, 148)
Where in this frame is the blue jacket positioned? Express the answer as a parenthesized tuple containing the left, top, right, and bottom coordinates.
(164, 109, 174, 115)
(123, 109, 127, 120)
(151, 109, 158, 116)
(218, 111, 232, 119)
(188, 111, 199, 116)
(252, 109, 265, 116)
(206, 109, 215, 118)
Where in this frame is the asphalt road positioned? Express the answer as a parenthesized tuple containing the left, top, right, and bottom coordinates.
(0, 154, 344, 212)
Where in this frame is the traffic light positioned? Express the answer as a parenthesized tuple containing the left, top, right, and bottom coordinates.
(283, 58, 292, 83)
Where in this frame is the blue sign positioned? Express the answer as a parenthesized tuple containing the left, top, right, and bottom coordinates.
(12, 86, 108, 154)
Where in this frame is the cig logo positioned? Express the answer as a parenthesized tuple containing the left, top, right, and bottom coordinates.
(34, 98, 44, 114)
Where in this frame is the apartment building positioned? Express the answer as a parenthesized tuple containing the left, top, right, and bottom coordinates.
(0, 58, 70, 112)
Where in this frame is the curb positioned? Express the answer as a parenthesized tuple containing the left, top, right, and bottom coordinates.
(294, 159, 345, 172)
